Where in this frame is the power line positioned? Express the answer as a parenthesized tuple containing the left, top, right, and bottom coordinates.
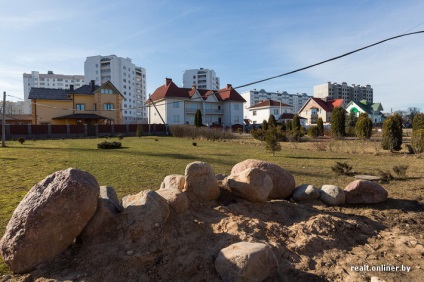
(233, 30, 424, 90)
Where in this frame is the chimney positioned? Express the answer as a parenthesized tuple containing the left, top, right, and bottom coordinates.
(165, 78, 172, 86)
(226, 84, 232, 89)
(70, 85, 74, 91)
(192, 84, 196, 89)
(90, 80, 95, 92)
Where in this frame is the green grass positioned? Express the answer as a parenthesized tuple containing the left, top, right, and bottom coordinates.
(0, 136, 423, 274)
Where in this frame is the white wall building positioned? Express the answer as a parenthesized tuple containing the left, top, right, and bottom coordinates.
(182, 68, 220, 90)
(148, 78, 245, 127)
(245, 100, 293, 125)
(314, 82, 373, 104)
(241, 89, 311, 114)
(84, 55, 147, 123)
(23, 71, 84, 113)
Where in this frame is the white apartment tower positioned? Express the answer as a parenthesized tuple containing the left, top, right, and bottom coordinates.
(241, 89, 311, 114)
(22, 71, 84, 113)
(84, 55, 147, 123)
(314, 82, 373, 104)
(183, 68, 220, 90)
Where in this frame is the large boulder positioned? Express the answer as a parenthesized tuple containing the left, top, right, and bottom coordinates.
(231, 159, 295, 199)
(160, 174, 185, 191)
(156, 188, 189, 213)
(79, 186, 123, 243)
(0, 168, 99, 273)
(215, 242, 278, 282)
(320, 185, 345, 205)
(292, 184, 320, 202)
(121, 190, 170, 239)
(224, 168, 273, 202)
(344, 180, 388, 204)
(184, 161, 220, 201)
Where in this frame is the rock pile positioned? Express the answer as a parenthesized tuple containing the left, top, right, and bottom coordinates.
(0, 159, 389, 281)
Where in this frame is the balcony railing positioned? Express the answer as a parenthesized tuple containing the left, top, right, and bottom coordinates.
(185, 108, 223, 114)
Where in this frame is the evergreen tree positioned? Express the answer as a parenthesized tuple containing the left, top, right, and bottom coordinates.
(317, 117, 324, 136)
(381, 113, 403, 151)
(262, 120, 269, 131)
(330, 107, 346, 139)
(291, 114, 301, 141)
(412, 113, 424, 131)
(268, 114, 277, 128)
(265, 126, 282, 156)
(194, 109, 202, 127)
(355, 113, 372, 140)
(345, 110, 358, 136)
(285, 119, 292, 131)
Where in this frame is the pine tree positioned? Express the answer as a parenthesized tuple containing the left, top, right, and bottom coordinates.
(265, 126, 282, 156)
(268, 114, 277, 128)
(381, 113, 403, 151)
(291, 114, 301, 141)
(355, 113, 372, 140)
(330, 107, 346, 139)
(345, 110, 358, 136)
(194, 109, 202, 127)
(317, 117, 324, 136)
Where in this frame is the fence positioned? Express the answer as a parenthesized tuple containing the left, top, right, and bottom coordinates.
(1, 124, 167, 140)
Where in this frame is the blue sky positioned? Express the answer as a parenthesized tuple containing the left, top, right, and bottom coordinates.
(1, 0, 423, 112)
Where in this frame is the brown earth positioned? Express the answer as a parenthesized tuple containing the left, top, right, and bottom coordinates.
(1, 187, 423, 282)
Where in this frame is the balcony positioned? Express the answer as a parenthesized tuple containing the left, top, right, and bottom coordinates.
(204, 109, 224, 114)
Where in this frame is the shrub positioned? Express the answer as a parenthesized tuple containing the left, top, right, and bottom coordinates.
(169, 125, 234, 141)
(311, 140, 328, 151)
(331, 162, 353, 176)
(411, 129, 424, 156)
(250, 128, 265, 141)
(308, 126, 320, 138)
(155, 138, 159, 141)
(317, 118, 324, 136)
(194, 109, 203, 127)
(97, 141, 122, 149)
(291, 114, 302, 142)
(236, 128, 243, 135)
(192, 142, 197, 146)
(330, 107, 346, 139)
(136, 124, 143, 138)
(392, 165, 408, 179)
(117, 134, 124, 140)
(381, 113, 403, 151)
(412, 113, 424, 131)
(355, 113, 373, 140)
(265, 126, 282, 156)
(17, 137, 25, 145)
(376, 169, 394, 183)
(262, 120, 269, 131)
(285, 119, 292, 131)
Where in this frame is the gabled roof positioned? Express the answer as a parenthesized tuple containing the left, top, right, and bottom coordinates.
(248, 99, 292, 109)
(298, 98, 344, 114)
(147, 79, 246, 104)
(347, 100, 384, 115)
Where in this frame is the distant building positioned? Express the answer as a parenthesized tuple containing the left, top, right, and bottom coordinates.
(240, 89, 311, 114)
(182, 68, 220, 90)
(298, 98, 345, 125)
(245, 100, 293, 125)
(84, 55, 147, 123)
(23, 71, 84, 113)
(345, 100, 385, 124)
(147, 78, 244, 126)
(314, 82, 373, 104)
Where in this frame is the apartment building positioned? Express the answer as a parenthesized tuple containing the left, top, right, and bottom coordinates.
(241, 89, 311, 114)
(182, 68, 220, 90)
(314, 82, 373, 104)
(84, 55, 147, 124)
(23, 71, 84, 113)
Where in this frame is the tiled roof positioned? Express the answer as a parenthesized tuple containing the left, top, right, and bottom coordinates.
(28, 88, 71, 100)
(71, 84, 100, 94)
(248, 99, 292, 109)
(147, 79, 246, 104)
(310, 98, 344, 112)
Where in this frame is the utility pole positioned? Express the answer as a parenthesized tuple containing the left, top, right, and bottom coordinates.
(2, 91, 6, 147)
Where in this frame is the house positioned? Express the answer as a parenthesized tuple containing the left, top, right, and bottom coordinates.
(279, 113, 307, 128)
(245, 100, 293, 124)
(146, 78, 245, 126)
(345, 100, 385, 124)
(28, 80, 123, 125)
(298, 98, 345, 125)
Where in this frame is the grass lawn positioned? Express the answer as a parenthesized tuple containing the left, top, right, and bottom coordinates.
(0, 135, 423, 274)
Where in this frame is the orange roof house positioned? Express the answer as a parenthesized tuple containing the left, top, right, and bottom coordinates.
(298, 98, 345, 125)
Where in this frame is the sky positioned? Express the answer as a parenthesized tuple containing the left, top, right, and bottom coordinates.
(0, 0, 423, 112)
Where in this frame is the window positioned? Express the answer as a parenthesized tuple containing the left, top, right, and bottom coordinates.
(104, 103, 114, 110)
(273, 109, 279, 115)
(76, 104, 85, 111)
(253, 111, 257, 116)
(94, 103, 97, 111)
(173, 101, 179, 108)
(173, 115, 180, 122)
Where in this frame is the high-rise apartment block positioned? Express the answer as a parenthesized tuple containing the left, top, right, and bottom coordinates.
(241, 89, 311, 114)
(84, 55, 147, 123)
(182, 68, 220, 90)
(22, 71, 84, 113)
(313, 82, 373, 104)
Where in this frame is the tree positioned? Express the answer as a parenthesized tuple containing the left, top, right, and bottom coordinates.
(265, 126, 282, 156)
(355, 113, 372, 140)
(268, 114, 277, 128)
(285, 119, 292, 131)
(381, 113, 403, 152)
(136, 124, 143, 138)
(291, 114, 302, 141)
(330, 107, 346, 139)
(407, 107, 421, 124)
(262, 120, 269, 131)
(194, 109, 202, 127)
(317, 117, 324, 136)
(412, 113, 424, 131)
(345, 110, 358, 136)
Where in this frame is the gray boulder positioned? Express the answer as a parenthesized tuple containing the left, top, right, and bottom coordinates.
(231, 159, 295, 199)
(344, 180, 388, 204)
(0, 168, 99, 273)
(215, 242, 278, 282)
(184, 161, 220, 201)
(224, 168, 273, 202)
(292, 184, 320, 202)
(320, 185, 345, 205)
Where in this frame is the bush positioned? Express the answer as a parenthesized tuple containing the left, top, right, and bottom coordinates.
(317, 118, 324, 136)
(169, 125, 234, 141)
(268, 115, 277, 128)
(97, 141, 122, 149)
(117, 134, 124, 140)
(265, 126, 282, 155)
(194, 110, 203, 127)
(381, 114, 403, 151)
(251, 128, 265, 141)
(192, 142, 197, 146)
(236, 128, 243, 135)
(17, 137, 25, 145)
(291, 114, 302, 142)
(355, 113, 373, 140)
(392, 165, 408, 179)
(412, 113, 424, 131)
(308, 126, 320, 138)
(411, 129, 424, 155)
(330, 107, 346, 139)
(262, 120, 269, 131)
(331, 161, 353, 176)
(376, 169, 394, 183)
(285, 119, 292, 131)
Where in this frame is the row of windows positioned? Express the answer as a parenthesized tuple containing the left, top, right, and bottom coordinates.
(100, 89, 113, 94)
(75, 103, 114, 110)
